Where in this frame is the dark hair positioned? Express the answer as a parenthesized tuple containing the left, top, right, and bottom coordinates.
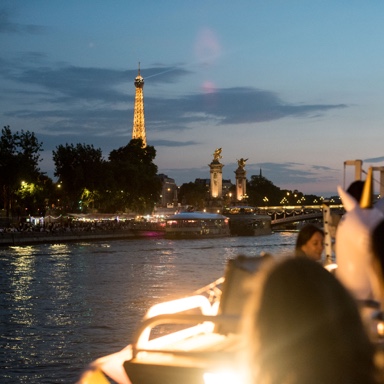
(372, 219, 384, 278)
(347, 180, 365, 202)
(295, 224, 324, 256)
(251, 257, 377, 384)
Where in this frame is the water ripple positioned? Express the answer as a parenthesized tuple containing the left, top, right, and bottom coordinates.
(0, 232, 296, 383)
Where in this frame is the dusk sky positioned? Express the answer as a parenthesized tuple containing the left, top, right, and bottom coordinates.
(1, 1, 384, 196)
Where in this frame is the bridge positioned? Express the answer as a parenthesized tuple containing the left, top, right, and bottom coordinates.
(270, 212, 324, 226)
(255, 205, 344, 227)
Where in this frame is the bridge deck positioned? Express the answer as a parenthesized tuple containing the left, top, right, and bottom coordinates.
(271, 212, 323, 226)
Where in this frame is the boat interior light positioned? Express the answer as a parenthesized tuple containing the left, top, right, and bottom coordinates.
(203, 370, 244, 384)
(137, 295, 216, 349)
(139, 322, 216, 350)
(377, 321, 384, 336)
(323, 263, 338, 273)
(145, 295, 214, 318)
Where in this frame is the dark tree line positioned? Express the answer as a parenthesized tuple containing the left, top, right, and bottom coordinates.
(0, 126, 44, 217)
(1, 125, 326, 220)
(52, 138, 162, 214)
(178, 182, 209, 210)
(178, 173, 321, 208)
(1, 126, 162, 218)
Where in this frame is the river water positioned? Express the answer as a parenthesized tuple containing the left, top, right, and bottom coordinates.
(0, 232, 297, 383)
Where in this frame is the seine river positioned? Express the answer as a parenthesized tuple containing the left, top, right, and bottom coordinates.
(0, 232, 297, 383)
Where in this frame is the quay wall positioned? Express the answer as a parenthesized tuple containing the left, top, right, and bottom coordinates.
(0, 222, 167, 246)
(0, 230, 140, 246)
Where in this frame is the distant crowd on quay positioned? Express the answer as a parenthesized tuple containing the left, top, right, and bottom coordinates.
(0, 219, 133, 235)
(0, 216, 167, 246)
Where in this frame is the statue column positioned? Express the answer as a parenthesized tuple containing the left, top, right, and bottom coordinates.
(209, 148, 224, 199)
(210, 162, 224, 198)
(235, 158, 248, 201)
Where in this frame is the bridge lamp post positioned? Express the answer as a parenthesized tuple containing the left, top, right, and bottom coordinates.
(226, 192, 232, 205)
(280, 197, 288, 205)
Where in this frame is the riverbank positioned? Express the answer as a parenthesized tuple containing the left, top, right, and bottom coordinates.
(0, 229, 165, 246)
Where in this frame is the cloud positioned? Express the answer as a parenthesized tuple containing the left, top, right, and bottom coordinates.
(149, 139, 200, 147)
(162, 161, 340, 189)
(5, 107, 130, 137)
(1, 56, 348, 141)
(246, 162, 338, 185)
(0, 56, 192, 105)
(147, 87, 347, 129)
(0, 7, 46, 34)
(364, 156, 384, 163)
(144, 66, 193, 83)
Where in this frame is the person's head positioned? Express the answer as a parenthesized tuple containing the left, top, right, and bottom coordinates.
(347, 180, 365, 203)
(336, 183, 384, 302)
(372, 220, 384, 273)
(295, 224, 324, 261)
(245, 257, 377, 384)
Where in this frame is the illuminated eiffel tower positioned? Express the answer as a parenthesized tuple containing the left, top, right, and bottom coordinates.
(131, 63, 146, 147)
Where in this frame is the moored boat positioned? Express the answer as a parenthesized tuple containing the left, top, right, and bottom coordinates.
(222, 206, 271, 236)
(164, 211, 230, 238)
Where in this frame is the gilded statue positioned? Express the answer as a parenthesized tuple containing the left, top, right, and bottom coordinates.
(237, 158, 248, 169)
(213, 148, 222, 161)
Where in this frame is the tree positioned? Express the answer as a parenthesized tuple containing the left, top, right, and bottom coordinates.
(53, 143, 106, 212)
(0, 126, 43, 217)
(107, 139, 162, 213)
(178, 182, 208, 209)
(247, 174, 284, 206)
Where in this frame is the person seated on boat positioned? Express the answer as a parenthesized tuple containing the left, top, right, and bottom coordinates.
(372, 219, 384, 275)
(336, 168, 384, 306)
(294, 223, 324, 262)
(243, 257, 380, 384)
(369, 219, 384, 363)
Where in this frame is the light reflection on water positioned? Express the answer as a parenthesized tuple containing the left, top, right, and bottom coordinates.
(0, 232, 296, 383)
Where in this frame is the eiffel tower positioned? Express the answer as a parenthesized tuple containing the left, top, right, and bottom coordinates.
(131, 63, 146, 147)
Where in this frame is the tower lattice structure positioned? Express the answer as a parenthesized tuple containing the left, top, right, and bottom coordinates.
(132, 65, 147, 147)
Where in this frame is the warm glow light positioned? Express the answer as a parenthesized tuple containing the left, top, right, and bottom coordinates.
(141, 323, 216, 350)
(137, 295, 215, 348)
(204, 370, 244, 384)
(146, 295, 213, 318)
(324, 263, 338, 273)
(378, 322, 384, 336)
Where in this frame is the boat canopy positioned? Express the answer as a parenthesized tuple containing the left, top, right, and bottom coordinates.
(166, 212, 228, 221)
